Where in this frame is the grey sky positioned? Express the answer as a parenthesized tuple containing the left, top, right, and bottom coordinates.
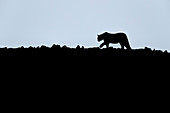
(0, 0, 170, 51)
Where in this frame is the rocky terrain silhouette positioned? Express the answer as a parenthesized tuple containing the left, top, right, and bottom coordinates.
(1, 44, 169, 110)
(0, 44, 169, 57)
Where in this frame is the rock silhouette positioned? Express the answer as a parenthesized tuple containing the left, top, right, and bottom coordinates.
(97, 32, 131, 49)
(0, 44, 169, 57)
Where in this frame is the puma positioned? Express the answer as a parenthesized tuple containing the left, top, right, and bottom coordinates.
(97, 32, 131, 49)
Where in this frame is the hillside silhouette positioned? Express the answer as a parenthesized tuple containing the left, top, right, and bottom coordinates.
(0, 44, 169, 57)
(1, 44, 169, 110)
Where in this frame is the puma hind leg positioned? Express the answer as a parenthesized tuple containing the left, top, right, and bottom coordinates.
(125, 42, 131, 50)
(120, 43, 125, 49)
(120, 41, 131, 50)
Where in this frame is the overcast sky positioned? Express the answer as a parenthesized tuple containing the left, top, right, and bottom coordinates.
(0, 0, 170, 51)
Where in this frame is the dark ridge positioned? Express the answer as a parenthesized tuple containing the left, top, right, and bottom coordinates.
(1, 44, 169, 100)
(0, 44, 169, 57)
